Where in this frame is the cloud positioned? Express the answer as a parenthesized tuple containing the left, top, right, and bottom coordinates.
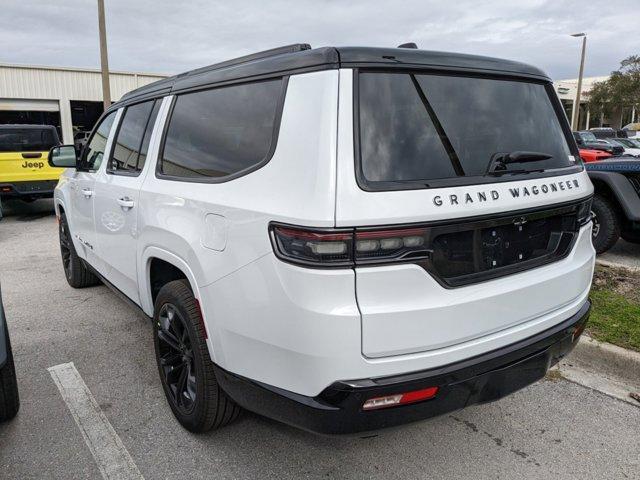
(0, 0, 638, 79)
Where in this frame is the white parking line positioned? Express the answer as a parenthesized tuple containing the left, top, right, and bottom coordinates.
(48, 362, 144, 480)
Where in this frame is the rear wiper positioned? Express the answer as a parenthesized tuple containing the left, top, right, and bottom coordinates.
(487, 151, 552, 174)
(386, 180, 432, 188)
(486, 168, 545, 177)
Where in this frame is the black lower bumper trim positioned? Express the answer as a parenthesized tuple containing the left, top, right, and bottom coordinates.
(214, 300, 591, 435)
(0, 181, 57, 198)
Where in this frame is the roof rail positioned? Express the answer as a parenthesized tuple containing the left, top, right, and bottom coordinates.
(180, 43, 312, 78)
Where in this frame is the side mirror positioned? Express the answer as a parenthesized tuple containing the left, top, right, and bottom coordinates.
(48, 145, 78, 168)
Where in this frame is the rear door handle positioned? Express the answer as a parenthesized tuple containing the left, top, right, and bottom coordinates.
(82, 188, 94, 198)
(117, 197, 135, 210)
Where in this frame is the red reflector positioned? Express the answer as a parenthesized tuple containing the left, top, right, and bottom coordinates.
(355, 227, 427, 239)
(362, 386, 439, 411)
(275, 227, 352, 241)
(400, 386, 439, 404)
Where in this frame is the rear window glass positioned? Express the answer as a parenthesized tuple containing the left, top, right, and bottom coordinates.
(579, 132, 597, 142)
(160, 79, 283, 180)
(358, 72, 573, 187)
(0, 128, 58, 152)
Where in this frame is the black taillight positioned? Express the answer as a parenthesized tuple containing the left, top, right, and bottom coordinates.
(576, 197, 593, 226)
(269, 224, 433, 268)
(270, 226, 353, 267)
(354, 227, 430, 264)
(269, 197, 590, 272)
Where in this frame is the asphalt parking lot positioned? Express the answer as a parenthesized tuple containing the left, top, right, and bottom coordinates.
(599, 239, 640, 270)
(0, 199, 638, 480)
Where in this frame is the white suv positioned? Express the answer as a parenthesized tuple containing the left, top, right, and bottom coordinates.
(49, 44, 595, 435)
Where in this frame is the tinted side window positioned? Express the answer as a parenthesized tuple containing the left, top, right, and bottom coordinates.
(109, 100, 159, 174)
(160, 79, 282, 179)
(82, 111, 117, 171)
(137, 101, 161, 171)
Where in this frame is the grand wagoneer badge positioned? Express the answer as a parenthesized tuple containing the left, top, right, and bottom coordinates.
(432, 179, 581, 207)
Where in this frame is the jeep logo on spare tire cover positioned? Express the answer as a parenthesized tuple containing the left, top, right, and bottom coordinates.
(22, 161, 45, 169)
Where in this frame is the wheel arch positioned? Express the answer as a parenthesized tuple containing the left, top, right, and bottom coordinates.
(140, 247, 218, 362)
(588, 171, 640, 221)
(139, 247, 202, 317)
(54, 198, 66, 217)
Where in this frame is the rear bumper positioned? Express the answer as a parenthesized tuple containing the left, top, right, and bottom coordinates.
(214, 300, 590, 435)
(0, 180, 57, 198)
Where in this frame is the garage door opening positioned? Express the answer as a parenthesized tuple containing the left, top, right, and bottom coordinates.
(71, 100, 103, 139)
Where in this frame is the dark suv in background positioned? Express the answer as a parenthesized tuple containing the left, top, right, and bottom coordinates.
(574, 131, 624, 156)
(586, 158, 640, 253)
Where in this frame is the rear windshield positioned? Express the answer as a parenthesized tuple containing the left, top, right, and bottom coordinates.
(578, 131, 597, 142)
(0, 127, 58, 152)
(358, 72, 574, 188)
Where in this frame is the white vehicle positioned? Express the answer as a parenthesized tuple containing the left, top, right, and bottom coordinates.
(49, 44, 595, 435)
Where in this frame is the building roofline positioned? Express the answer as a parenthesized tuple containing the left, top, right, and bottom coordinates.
(0, 62, 169, 78)
(554, 75, 610, 83)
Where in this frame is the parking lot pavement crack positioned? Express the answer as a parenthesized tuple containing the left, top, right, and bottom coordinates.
(449, 415, 542, 467)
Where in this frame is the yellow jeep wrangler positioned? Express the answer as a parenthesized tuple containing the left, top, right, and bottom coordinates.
(0, 124, 64, 202)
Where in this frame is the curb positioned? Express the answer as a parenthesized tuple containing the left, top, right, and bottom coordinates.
(567, 334, 640, 387)
(595, 258, 640, 272)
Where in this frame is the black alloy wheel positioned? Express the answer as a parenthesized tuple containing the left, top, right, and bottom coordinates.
(59, 218, 72, 279)
(153, 279, 240, 432)
(157, 303, 197, 414)
(57, 214, 100, 288)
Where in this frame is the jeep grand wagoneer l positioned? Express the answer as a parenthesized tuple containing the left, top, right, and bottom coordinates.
(49, 44, 594, 434)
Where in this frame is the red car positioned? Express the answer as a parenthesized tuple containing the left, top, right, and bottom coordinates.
(579, 148, 612, 162)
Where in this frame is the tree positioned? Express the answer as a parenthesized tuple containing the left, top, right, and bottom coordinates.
(587, 56, 640, 128)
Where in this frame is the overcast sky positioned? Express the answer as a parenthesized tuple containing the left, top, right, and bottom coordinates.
(1, 0, 638, 80)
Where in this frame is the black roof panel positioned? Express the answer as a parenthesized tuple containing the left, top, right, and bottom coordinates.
(336, 46, 548, 79)
(116, 45, 549, 106)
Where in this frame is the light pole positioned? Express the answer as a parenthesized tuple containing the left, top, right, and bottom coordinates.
(570, 33, 587, 131)
(97, 0, 111, 110)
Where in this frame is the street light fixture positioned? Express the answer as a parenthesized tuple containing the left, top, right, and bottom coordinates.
(570, 33, 587, 131)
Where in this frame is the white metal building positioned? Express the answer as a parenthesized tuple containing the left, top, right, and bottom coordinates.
(554, 76, 608, 129)
(553, 75, 638, 129)
(0, 63, 167, 144)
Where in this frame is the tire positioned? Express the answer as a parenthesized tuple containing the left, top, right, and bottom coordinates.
(58, 213, 100, 288)
(591, 194, 620, 254)
(0, 324, 20, 422)
(153, 279, 240, 432)
(621, 229, 640, 244)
